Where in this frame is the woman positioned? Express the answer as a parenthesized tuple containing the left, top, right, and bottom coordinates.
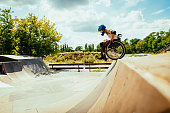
(97, 24, 117, 61)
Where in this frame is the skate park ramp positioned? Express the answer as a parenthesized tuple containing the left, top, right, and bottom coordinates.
(0, 54, 170, 113)
(0, 55, 49, 74)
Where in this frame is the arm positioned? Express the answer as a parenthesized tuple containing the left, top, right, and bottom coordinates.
(111, 34, 116, 41)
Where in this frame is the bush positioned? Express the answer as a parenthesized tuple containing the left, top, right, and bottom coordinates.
(61, 56, 66, 62)
(82, 54, 95, 63)
(76, 54, 82, 60)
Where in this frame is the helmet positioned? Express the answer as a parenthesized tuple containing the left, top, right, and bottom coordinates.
(98, 24, 106, 36)
(98, 24, 106, 31)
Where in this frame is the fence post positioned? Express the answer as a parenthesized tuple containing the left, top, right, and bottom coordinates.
(78, 64, 80, 72)
(89, 64, 91, 72)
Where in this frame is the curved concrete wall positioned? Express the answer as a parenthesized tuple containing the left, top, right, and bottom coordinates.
(102, 61, 170, 113)
(69, 54, 170, 113)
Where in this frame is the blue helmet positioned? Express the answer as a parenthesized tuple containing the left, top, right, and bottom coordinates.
(98, 24, 106, 36)
(98, 24, 106, 31)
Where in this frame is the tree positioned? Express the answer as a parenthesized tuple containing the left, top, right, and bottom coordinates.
(60, 44, 64, 52)
(122, 38, 131, 54)
(75, 46, 83, 51)
(85, 43, 88, 52)
(64, 44, 67, 52)
(66, 47, 73, 52)
(14, 13, 62, 56)
(0, 8, 15, 54)
(88, 44, 94, 52)
(96, 44, 101, 52)
(130, 38, 141, 53)
(136, 41, 147, 53)
(60, 43, 73, 52)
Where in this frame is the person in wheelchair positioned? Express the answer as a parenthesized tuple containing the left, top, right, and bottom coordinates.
(97, 24, 117, 61)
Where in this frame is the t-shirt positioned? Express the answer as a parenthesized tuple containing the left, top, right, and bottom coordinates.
(107, 30, 117, 39)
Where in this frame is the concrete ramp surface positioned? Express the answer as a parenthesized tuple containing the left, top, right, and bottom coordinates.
(0, 54, 170, 113)
(1, 61, 34, 85)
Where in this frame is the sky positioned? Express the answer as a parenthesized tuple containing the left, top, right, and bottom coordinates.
(0, 0, 170, 49)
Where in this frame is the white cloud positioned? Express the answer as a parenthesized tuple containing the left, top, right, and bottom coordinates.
(41, 2, 108, 32)
(124, 0, 144, 7)
(28, 5, 38, 10)
(96, 0, 111, 7)
(36, 0, 109, 48)
(0, 0, 40, 6)
(0, 0, 41, 11)
(39, 0, 53, 12)
(152, 6, 170, 15)
(111, 10, 144, 29)
(49, 0, 89, 10)
(58, 25, 102, 49)
(110, 10, 170, 40)
(152, 9, 164, 15)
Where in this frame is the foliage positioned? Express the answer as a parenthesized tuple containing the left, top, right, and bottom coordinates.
(0, 8, 62, 56)
(44, 52, 100, 64)
(60, 43, 73, 52)
(0, 8, 15, 54)
(122, 30, 170, 54)
(96, 44, 101, 52)
(82, 54, 95, 63)
(75, 46, 83, 51)
(84, 43, 95, 52)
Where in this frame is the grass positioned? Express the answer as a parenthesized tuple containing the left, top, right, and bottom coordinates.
(43, 52, 112, 66)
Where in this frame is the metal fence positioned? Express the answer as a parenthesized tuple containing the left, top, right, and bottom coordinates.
(49, 63, 111, 72)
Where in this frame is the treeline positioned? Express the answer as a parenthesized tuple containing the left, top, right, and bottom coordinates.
(122, 30, 170, 54)
(0, 8, 62, 57)
(60, 43, 73, 52)
(73, 30, 170, 54)
(74, 43, 100, 52)
(60, 43, 101, 52)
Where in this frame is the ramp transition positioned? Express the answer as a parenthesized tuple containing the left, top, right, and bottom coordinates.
(66, 54, 170, 113)
(0, 55, 49, 75)
(0, 54, 170, 113)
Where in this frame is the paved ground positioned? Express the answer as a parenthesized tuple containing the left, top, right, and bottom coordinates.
(0, 71, 106, 113)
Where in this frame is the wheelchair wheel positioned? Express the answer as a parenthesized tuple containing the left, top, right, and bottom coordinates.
(105, 41, 126, 60)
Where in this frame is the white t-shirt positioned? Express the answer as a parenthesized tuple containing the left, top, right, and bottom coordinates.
(106, 30, 117, 40)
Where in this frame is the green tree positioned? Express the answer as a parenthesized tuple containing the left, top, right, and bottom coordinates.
(88, 44, 94, 52)
(130, 38, 141, 53)
(14, 13, 62, 56)
(136, 41, 147, 53)
(96, 44, 101, 52)
(147, 32, 156, 53)
(122, 38, 131, 54)
(64, 44, 67, 52)
(75, 46, 83, 51)
(60, 44, 64, 52)
(85, 43, 88, 52)
(0, 8, 15, 54)
(66, 47, 73, 52)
